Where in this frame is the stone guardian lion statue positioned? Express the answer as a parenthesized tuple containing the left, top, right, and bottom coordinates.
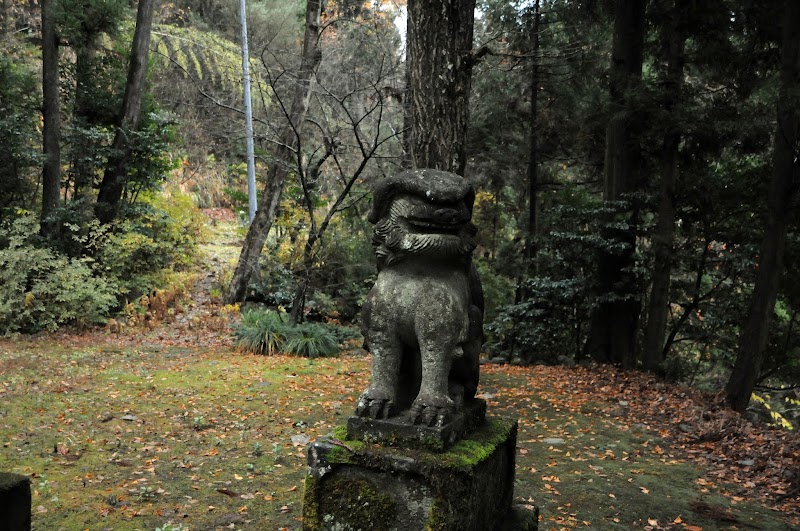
(356, 169, 484, 427)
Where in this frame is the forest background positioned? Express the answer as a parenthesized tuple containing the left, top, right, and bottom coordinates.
(1, 0, 799, 445)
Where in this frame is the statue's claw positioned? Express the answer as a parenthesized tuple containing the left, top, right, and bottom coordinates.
(410, 401, 452, 427)
(355, 394, 394, 419)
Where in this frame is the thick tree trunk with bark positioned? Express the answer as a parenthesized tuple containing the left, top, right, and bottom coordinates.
(583, 0, 646, 369)
(403, 0, 476, 174)
(72, 45, 98, 199)
(643, 1, 686, 373)
(726, 0, 800, 413)
(40, 0, 61, 236)
(224, 0, 323, 304)
(95, 0, 155, 224)
(516, 1, 541, 304)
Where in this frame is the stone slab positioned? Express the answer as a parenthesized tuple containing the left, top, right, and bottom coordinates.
(0, 472, 31, 531)
(303, 417, 531, 531)
(346, 398, 487, 451)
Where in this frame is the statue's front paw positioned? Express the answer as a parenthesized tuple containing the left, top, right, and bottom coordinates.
(355, 392, 395, 419)
(410, 395, 454, 427)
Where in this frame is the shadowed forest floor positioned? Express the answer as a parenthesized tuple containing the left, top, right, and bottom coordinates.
(0, 325, 797, 530)
(1, 212, 797, 530)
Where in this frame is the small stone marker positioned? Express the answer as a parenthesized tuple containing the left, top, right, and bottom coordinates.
(0, 472, 31, 531)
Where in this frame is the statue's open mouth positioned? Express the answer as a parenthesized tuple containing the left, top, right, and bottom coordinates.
(407, 218, 462, 235)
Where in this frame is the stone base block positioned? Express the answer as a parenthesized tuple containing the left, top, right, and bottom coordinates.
(303, 417, 531, 531)
(346, 399, 487, 450)
(0, 472, 31, 531)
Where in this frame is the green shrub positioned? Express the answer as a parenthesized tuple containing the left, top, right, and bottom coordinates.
(487, 277, 590, 364)
(0, 54, 42, 217)
(247, 260, 295, 307)
(282, 323, 339, 358)
(97, 188, 206, 299)
(234, 309, 291, 355)
(475, 258, 515, 322)
(0, 215, 116, 334)
(233, 308, 340, 357)
(322, 323, 363, 344)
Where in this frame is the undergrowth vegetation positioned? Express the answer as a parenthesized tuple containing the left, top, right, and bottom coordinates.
(233, 308, 356, 358)
(0, 215, 116, 334)
(0, 187, 207, 335)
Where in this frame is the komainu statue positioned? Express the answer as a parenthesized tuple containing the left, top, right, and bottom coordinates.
(356, 169, 484, 428)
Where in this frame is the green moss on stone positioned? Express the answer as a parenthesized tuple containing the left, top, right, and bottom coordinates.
(306, 419, 517, 530)
(316, 475, 398, 531)
(439, 418, 515, 470)
(324, 418, 515, 472)
(332, 425, 349, 441)
(302, 475, 321, 531)
(426, 497, 448, 531)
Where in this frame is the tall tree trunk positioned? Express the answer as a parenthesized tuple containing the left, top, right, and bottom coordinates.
(71, 44, 98, 200)
(516, 1, 541, 304)
(582, 0, 646, 369)
(1, 0, 7, 35)
(643, 0, 686, 373)
(224, 0, 323, 304)
(40, 0, 61, 236)
(403, 0, 476, 174)
(95, 0, 155, 224)
(726, 0, 800, 413)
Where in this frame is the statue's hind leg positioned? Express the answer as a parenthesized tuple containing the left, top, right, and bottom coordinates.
(355, 329, 400, 419)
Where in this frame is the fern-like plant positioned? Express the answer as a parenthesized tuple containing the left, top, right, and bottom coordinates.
(234, 309, 340, 358)
(234, 309, 290, 355)
(282, 323, 339, 358)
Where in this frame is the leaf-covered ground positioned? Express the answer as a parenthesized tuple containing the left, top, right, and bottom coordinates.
(0, 325, 797, 531)
(1, 212, 797, 530)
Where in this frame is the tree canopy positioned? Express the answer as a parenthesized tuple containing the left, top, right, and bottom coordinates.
(0, 0, 798, 423)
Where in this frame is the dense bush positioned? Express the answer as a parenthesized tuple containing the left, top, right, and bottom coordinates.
(487, 277, 590, 364)
(0, 53, 42, 215)
(97, 189, 206, 300)
(0, 215, 116, 334)
(301, 219, 375, 322)
(247, 259, 296, 308)
(233, 308, 341, 358)
(485, 187, 605, 364)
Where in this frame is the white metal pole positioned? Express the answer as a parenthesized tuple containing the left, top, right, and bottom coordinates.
(240, 0, 257, 222)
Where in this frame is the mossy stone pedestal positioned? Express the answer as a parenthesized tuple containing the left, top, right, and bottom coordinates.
(0, 472, 31, 531)
(303, 418, 536, 531)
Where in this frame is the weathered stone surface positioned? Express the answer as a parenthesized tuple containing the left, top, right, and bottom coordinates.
(498, 504, 540, 531)
(347, 398, 486, 451)
(355, 169, 484, 434)
(303, 418, 521, 531)
(0, 472, 31, 531)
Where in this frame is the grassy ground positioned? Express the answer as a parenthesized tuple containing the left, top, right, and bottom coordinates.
(0, 333, 362, 530)
(0, 332, 796, 531)
(1, 212, 796, 530)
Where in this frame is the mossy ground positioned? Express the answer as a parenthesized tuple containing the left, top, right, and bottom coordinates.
(0, 336, 794, 530)
(0, 335, 365, 530)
